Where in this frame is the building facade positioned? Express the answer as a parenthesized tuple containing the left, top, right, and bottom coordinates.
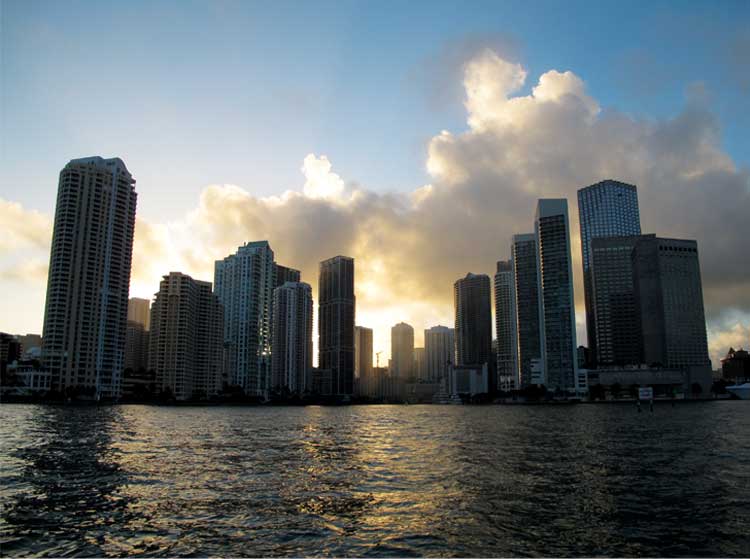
(535, 199, 579, 393)
(270, 282, 313, 395)
(632, 236, 710, 369)
(214, 241, 276, 397)
(578, 180, 641, 363)
(494, 259, 518, 390)
(148, 272, 224, 400)
(424, 325, 454, 382)
(454, 273, 493, 384)
(414, 347, 427, 381)
(354, 326, 374, 395)
(512, 234, 542, 387)
(127, 297, 151, 330)
(391, 322, 415, 379)
(124, 320, 149, 372)
(319, 256, 355, 396)
(41, 157, 137, 399)
(275, 264, 301, 288)
(590, 235, 648, 366)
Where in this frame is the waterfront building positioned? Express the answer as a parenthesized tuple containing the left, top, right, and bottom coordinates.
(590, 235, 646, 366)
(535, 199, 579, 393)
(391, 322, 415, 379)
(148, 272, 224, 400)
(270, 282, 313, 395)
(449, 364, 489, 398)
(577, 180, 641, 363)
(310, 367, 333, 396)
(454, 273, 493, 373)
(494, 259, 518, 390)
(424, 325, 454, 382)
(127, 297, 151, 330)
(41, 157, 137, 399)
(319, 256, 355, 396)
(124, 321, 149, 372)
(512, 234, 542, 388)
(354, 326, 374, 395)
(17, 334, 42, 358)
(414, 347, 427, 381)
(214, 241, 276, 397)
(632, 236, 710, 370)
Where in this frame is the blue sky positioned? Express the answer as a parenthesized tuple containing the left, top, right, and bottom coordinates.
(2, 0, 748, 222)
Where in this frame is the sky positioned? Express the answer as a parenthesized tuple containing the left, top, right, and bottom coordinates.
(1, 0, 749, 366)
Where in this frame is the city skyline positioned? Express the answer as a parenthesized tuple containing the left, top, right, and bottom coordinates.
(2, 2, 749, 368)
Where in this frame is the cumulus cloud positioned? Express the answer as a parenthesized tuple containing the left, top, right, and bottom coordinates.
(0, 198, 52, 253)
(2, 50, 749, 363)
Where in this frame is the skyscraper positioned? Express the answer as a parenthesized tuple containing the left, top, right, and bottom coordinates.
(632, 236, 710, 369)
(424, 325, 454, 382)
(354, 325, 373, 395)
(414, 347, 427, 381)
(319, 256, 355, 396)
(214, 241, 275, 397)
(125, 297, 150, 372)
(494, 259, 518, 390)
(512, 234, 541, 388)
(535, 199, 578, 393)
(274, 264, 301, 288)
(270, 281, 313, 395)
(148, 272, 224, 400)
(41, 157, 137, 399)
(578, 180, 641, 362)
(127, 297, 151, 330)
(454, 273, 493, 378)
(391, 322, 415, 379)
(590, 235, 646, 366)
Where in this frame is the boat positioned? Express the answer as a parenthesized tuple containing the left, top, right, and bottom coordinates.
(726, 382, 750, 400)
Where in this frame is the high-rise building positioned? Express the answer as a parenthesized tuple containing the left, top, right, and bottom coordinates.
(319, 256, 355, 396)
(535, 199, 578, 393)
(512, 234, 542, 388)
(632, 236, 710, 369)
(578, 180, 641, 363)
(414, 347, 427, 381)
(41, 157, 137, 399)
(274, 264, 301, 288)
(590, 235, 647, 366)
(391, 322, 415, 379)
(454, 273, 493, 379)
(127, 297, 151, 330)
(424, 325, 454, 382)
(125, 298, 150, 372)
(214, 241, 276, 397)
(270, 282, 313, 395)
(494, 259, 518, 390)
(354, 326, 373, 395)
(124, 321, 149, 372)
(148, 272, 224, 400)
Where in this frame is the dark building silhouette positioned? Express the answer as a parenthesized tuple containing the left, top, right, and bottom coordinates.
(494, 259, 518, 390)
(454, 273, 493, 390)
(721, 348, 750, 380)
(578, 180, 641, 365)
(41, 157, 137, 399)
(319, 256, 355, 396)
(632, 236, 710, 369)
(512, 233, 541, 387)
(275, 264, 301, 288)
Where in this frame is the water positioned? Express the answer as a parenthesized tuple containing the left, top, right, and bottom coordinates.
(1, 403, 748, 557)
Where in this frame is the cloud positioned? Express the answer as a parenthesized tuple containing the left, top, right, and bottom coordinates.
(708, 312, 750, 367)
(0, 198, 52, 253)
(2, 50, 749, 363)
(0, 258, 49, 283)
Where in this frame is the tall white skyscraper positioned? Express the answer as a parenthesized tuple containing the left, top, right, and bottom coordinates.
(271, 282, 313, 395)
(41, 157, 137, 400)
(214, 241, 276, 397)
(391, 322, 414, 379)
(535, 199, 578, 393)
(494, 259, 518, 390)
(424, 325, 454, 382)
